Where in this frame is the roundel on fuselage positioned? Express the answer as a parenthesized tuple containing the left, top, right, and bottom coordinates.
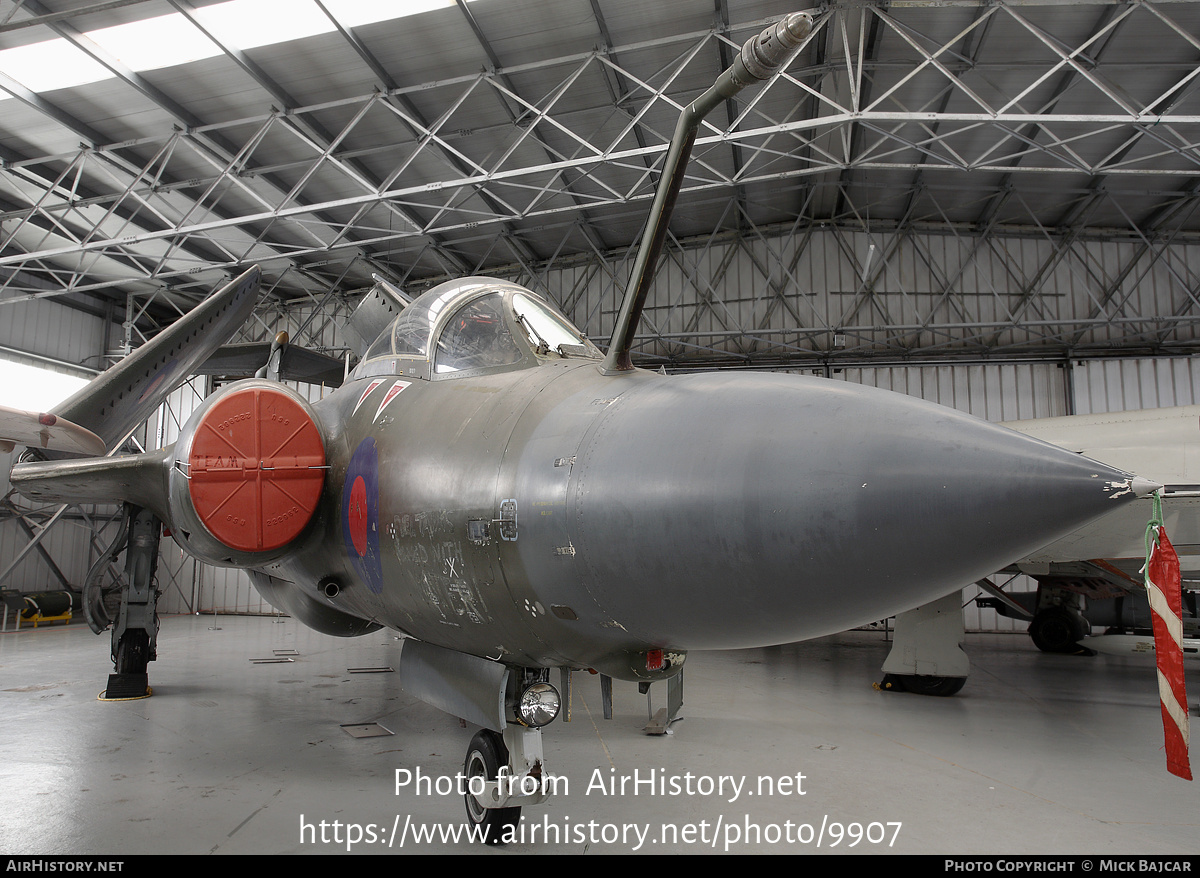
(341, 437, 383, 594)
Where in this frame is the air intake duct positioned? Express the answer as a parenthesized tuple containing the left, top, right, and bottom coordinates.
(168, 379, 326, 566)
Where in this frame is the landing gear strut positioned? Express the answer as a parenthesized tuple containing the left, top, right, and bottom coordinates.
(458, 671, 559, 844)
(393, 639, 568, 844)
(86, 504, 161, 698)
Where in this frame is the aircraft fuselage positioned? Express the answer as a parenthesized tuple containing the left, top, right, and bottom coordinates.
(255, 348, 1147, 682)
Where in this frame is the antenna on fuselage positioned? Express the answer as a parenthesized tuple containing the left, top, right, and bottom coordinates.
(600, 11, 815, 374)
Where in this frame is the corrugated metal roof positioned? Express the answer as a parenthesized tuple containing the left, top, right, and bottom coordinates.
(0, 0, 1198, 342)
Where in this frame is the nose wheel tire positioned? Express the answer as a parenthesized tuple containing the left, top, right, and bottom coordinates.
(463, 729, 521, 845)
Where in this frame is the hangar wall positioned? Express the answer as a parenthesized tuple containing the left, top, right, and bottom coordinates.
(544, 227, 1200, 365)
(0, 296, 109, 372)
(0, 297, 110, 598)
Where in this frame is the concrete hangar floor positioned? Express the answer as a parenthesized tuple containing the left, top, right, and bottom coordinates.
(0, 613, 1194, 856)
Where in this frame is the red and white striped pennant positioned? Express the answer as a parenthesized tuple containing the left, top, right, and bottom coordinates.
(1145, 494, 1193, 781)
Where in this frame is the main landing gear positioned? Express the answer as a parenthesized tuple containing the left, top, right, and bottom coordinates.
(1028, 606, 1092, 654)
(83, 504, 162, 699)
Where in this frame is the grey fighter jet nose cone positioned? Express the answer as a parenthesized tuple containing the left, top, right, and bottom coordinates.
(550, 372, 1151, 651)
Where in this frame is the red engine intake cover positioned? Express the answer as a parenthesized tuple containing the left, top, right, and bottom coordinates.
(187, 385, 325, 553)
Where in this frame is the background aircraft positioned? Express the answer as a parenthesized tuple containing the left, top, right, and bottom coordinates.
(991, 406, 1200, 653)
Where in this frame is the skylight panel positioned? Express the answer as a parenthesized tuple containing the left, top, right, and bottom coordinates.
(87, 13, 222, 72)
(337, 0, 457, 28)
(0, 38, 110, 92)
(179, 0, 467, 50)
(0, 0, 474, 101)
(194, 0, 337, 52)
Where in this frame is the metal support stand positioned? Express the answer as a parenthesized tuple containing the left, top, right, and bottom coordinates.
(643, 670, 684, 735)
(559, 667, 572, 722)
(878, 591, 968, 697)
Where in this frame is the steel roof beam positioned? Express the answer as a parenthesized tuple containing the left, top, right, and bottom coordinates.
(314, 0, 577, 275)
(454, 0, 612, 257)
(830, 5, 886, 220)
(0, 139, 235, 297)
(972, 3, 1130, 230)
(16, 0, 429, 288)
(588, 0, 655, 171)
(0, 0, 153, 33)
(167, 0, 472, 277)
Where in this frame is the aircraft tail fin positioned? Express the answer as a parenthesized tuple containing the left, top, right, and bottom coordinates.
(49, 266, 261, 454)
(344, 276, 409, 357)
(197, 338, 346, 387)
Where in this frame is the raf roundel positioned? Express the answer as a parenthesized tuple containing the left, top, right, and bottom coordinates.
(342, 438, 384, 594)
(348, 475, 369, 557)
(186, 385, 326, 553)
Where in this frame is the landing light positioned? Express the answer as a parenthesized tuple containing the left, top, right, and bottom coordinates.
(517, 682, 560, 727)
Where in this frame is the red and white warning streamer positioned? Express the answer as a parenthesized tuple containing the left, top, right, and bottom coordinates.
(1145, 492, 1193, 780)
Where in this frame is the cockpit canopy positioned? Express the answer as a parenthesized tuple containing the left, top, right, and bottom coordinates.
(351, 278, 601, 382)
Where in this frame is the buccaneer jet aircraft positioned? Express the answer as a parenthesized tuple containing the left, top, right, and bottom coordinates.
(2, 12, 1160, 841)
